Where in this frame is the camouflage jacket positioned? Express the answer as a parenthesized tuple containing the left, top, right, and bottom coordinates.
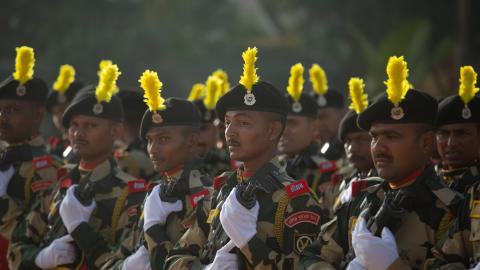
(0, 136, 62, 240)
(164, 156, 324, 269)
(115, 137, 156, 181)
(284, 143, 341, 218)
(332, 168, 377, 213)
(8, 158, 146, 270)
(202, 148, 231, 178)
(300, 165, 463, 270)
(436, 164, 479, 195)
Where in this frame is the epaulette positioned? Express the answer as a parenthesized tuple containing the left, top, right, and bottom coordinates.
(32, 155, 53, 171)
(213, 171, 234, 191)
(315, 159, 338, 174)
(284, 179, 310, 199)
(127, 179, 148, 193)
(352, 177, 384, 197)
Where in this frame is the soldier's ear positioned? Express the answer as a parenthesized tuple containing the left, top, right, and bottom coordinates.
(419, 130, 435, 155)
(110, 122, 124, 141)
(267, 120, 283, 142)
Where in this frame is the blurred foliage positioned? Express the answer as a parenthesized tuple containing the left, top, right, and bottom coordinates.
(0, 0, 479, 100)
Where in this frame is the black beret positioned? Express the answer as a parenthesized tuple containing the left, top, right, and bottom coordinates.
(117, 89, 144, 110)
(139, 97, 201, 139)
(45, 82, 84, 112)
(357, 89, 437, 131)
(338, 110, 363, 143)
(0, 76, 49, 104)
(286, 93, 318, 117)
(436, 95, 480, 127)
(216, 81, 289, 121)
(193, 99, 217, 123)
(62, 86, 124, 128)
(314, 89, 345, 109)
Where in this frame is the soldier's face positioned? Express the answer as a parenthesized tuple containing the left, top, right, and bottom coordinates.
(344, 131, 374, 172)
(278, 115, 317, 156)
(436, 123, 480, 169)
(316, 107, 345, 143)
(0, 99, 43, 143)
(370, 123, 434, 182)
(68, 115, 119, 161)
(146, 126, 197, 173)
(50, 104, 68, 132)
(224, 111, 282, 162)
(197, 123, 218, 156)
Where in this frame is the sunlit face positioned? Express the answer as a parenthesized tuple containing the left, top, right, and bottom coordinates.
(0, 99, 43, 143)
(317, 107, 344, 142)
(278, 115, 317, 156)
(197, 122, 218, 156)
(50, 104, 68, 132)
(344, 131, 374, 172)
(436, 123, 480, 169)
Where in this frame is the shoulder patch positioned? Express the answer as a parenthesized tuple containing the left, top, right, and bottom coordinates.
(351, 180, 369, 197)
(294, 233, 315, 254)
(128, 179, 147, 193)
(32, 155, 52, 171)
(285, 211, 320, 228)
(60, 178, 73, 189)
(284, 179, 309, 198)
(330, 173, 341, 186)
(31, 179, 54, 192)
(213, 175, 228, 191)
(56, 167, 69, 180)
(317, 161, 337, 174)
(189, 189, 209, 208)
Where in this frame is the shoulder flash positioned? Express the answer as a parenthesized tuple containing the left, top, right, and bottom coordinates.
(284, 179, 310, 198)
(128, 179, 148, 193)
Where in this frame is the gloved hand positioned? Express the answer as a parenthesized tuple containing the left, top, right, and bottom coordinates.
(352, 218, 399, 270)
(35, 235, 76, 269)
(143, 185, 183, 231)
(346, 257, 368, 270)
(59, 185, 96, 233)
(0, 165, 14, 197)
(219, 187, 259, 249)
(205, 240, 238, 270)
(121, 245, 151, 270)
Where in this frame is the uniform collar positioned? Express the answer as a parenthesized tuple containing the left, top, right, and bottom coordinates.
(235, 156, 285, 193)
(164, 164, 185, 178)
(388, 167, 424, 190)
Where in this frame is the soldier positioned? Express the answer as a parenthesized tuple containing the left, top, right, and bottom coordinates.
(333, 77, 375, 212)
(114, 70, 213, 270)
(115, 89, 155, 180)
(423, 66, 480, 269)
(300, 56, 462, 269)
(0, 46, 62, 269)
(164, 47, 323, 269)
(8, 62, 146, 269)
(45, 64, 83, 160)
(278, 63, 338, 217)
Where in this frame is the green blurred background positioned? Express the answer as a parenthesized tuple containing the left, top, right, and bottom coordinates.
(1, 0, 479, 100)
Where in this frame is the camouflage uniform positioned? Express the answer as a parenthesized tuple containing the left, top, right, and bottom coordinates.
(300, 165, 463, 270)
(115, 137, 156, 181)
(46, 135, 69, 160)
(165, 157, 324, 269)
(7, 158, 146, 270)
(332, 167, 376, 213)
(284, 143, 341, 218)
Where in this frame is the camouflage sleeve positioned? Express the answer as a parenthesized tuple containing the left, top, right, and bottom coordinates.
(0, 195, 22, 240)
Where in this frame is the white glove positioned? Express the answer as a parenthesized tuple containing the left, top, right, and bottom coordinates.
(352, 218, 399, 270)
(143, 185, 183, 231)
(219, 187, 259, 249)
(0, 165, 14, 197)
(35, 235, 76, 269)
(121, 245, 151, 270)
(205, 240, 238, 270)
(346, 257, 368, 270)
(59, 185, 96, 233)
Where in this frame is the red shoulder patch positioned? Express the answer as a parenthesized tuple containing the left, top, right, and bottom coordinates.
(189, 189, 209, 208)
(60, 178, 73, 189)
(351, 180, 368, 197)
(317, 161, 337, 174)
(48, 136, 61, 149)
(32, 156, 52, 171)
(128, 179, 147, 193)
(31, 179, 54, 192)
(284, 211, 320, 228)
(213, 176, 227, 191)
(56, 168, 68, 180)
(127, 204, 139, 217)
(285, 179, 309, 198)
(330, 173, 341, 186)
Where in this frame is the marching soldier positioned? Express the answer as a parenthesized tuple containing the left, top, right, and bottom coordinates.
(45, 64, 83, 160)
(300, 56, 463, 269)
(278, 63, 338, 217)
(113, 71, 213, 270)
(0, 46, 63, 270)
(164, 47, 323, 269)
(8, 62, 146, 269)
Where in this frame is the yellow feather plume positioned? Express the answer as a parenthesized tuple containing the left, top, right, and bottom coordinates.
(309, 64, 328, 95)
(459, 66, 479, 105)
(348, 77, 368, 114)
(239, 47, 259, 91)
(187, 83, 206, 101)
(213, 69, 230, 96)
(98, 60, 113, 77)
(287, 63, 304, 102)
(53, 65, 76, 93)
(95, 63, 121, 103)
(204, 76, 221, 110)
(139, 70, 165, 112)
(384, 56, 410, 107)
(12, 46, 35, 85)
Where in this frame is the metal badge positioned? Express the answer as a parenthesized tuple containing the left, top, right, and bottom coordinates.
(244, 92, 256, 106)
(292, 101, 302, 113)
(390, 106, 405, 120)
(16, 85, 26, 96)
(152, 112, 163, 124)
(57, 93, 67, 103)
(317, 95, 327, 106)
(92, 103, 103, 115)
(462, 105, 472, 119)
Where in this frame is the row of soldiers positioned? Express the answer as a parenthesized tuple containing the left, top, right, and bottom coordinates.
(0, 44, 478, 270)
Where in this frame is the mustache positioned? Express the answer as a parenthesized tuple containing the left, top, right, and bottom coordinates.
(71, 139, 88, 145)
(349, 154, 366, 161)
(226, 139, 240, 147)
(373, 153, 393, 161)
